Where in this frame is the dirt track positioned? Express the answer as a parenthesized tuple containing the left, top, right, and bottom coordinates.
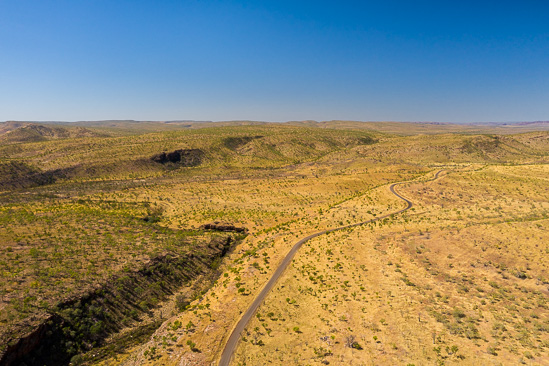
(218, 170, 444, 366)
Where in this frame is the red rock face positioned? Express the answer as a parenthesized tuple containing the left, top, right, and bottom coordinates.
(201, 222, 248, 233)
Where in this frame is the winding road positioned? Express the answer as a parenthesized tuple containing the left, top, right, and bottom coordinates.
(218, 170, 444, 366)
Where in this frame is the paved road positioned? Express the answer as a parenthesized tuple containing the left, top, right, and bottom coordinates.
(218, 170, 444, 366)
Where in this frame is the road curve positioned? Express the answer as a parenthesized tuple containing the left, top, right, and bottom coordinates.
(218, 170, 444, 366)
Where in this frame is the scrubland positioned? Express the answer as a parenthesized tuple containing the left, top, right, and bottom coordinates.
(233, 166, 549, 365)
(0, 121, 547, 365)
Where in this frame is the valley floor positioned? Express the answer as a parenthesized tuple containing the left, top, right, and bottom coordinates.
(115, 165, 549, 366)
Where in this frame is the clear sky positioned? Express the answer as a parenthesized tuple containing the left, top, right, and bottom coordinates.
(0, 0, 548, 122)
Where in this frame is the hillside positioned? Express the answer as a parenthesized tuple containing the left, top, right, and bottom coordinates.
(0, 124, 108, 144)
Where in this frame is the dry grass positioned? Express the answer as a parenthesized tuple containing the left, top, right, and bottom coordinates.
(230, 167, 549, 365)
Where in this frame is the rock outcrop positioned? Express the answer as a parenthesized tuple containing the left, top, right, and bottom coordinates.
(151, 149, 204, 166)
(201, 221, 248, 233)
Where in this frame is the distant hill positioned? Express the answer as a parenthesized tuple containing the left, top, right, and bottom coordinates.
(0, 121, 29, 134)
(2, 120, 549, 136)
(0, 120, 267, 136)
(511, 121, 549, 126)
(0, 123, 108, 144)
(286, 120, 549, 135)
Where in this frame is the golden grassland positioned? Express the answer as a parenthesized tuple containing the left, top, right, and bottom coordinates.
(230, 166, 549, 366)
(108, 139, 547, 365)
(0, 122, 548, 365)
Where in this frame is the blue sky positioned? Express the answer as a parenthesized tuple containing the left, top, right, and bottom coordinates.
(0, 0, 548, 122)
